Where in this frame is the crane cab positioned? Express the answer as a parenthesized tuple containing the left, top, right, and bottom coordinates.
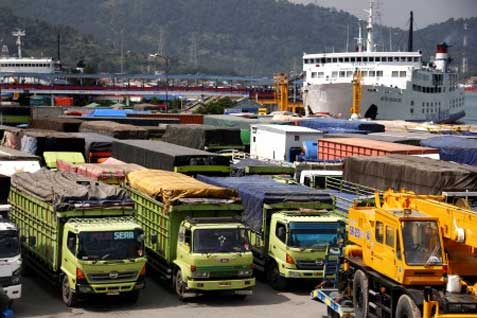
(347, 206, 446, 286)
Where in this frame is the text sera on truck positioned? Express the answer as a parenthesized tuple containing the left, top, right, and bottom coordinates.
(8, 169, 147, 307)
(197, 175, 346, 290)
(126, 169, 255, 300)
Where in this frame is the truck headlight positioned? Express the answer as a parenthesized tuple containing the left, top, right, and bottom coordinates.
(191, 271, 210, 279)
(11, 268, 21, 284)
(238, 270, 253, 277)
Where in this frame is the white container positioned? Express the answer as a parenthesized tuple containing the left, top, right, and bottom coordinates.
(250, 124, 323, 162)
(446, 274, 461, 293)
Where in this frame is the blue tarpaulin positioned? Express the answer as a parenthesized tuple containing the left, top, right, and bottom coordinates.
(420, 136, 477, 165)
(197, 175, 333, 232)
(86, 109, 128, 118)
(302, 141, 317, 161)
(298, 118, 385, 133)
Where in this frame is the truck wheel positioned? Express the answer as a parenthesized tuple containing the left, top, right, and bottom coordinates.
(352, 270, 368, 318)
(327, 306, 340, 318)
(62, 275, 78, 307)
(267, 263, 287, 291)
(174, 270, 186, 301)
(396, 294, 421, 318)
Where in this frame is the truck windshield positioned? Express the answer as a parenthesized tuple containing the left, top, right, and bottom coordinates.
(402, 221, 443, 266)
(0, 230, 19, 258)
(193, 228, 249, 253)
(78, 229, 144, 261)
(288, 222, 342, 249)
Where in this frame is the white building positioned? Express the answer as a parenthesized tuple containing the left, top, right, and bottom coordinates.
(250, 124, 322, 162)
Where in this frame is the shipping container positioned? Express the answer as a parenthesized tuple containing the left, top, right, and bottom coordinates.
(54, 97, 74, 107)
(317, 137, 438, 160)
(127, 113, 204, 124)
(250, 124, 323, 162)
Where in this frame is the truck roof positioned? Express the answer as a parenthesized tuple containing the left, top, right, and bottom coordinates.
(67, 217, 140, 232)
(197, 175, 334, 232)
(0, 219, 17, 231)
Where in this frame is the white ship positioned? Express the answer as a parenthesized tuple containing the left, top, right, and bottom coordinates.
(302, 2, 465, 123)
(0, 30, 57, 77)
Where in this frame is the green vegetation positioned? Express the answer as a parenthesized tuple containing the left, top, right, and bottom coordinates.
(194, 98, 236, 114)
(0, 1, 475, 76)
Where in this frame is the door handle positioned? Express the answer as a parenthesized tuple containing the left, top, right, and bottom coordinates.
(64, 258, 68, 262)
(272, 245, 276, 249)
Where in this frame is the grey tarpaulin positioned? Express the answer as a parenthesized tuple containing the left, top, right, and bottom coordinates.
(11, 169, 132, 211)
(197, 175, 333, 233)
(161, 124, 242, 150)
(343, 155, 477, 194)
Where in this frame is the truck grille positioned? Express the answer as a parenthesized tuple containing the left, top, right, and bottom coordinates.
(295, 260, 324, 270)
(87, 271, 138, 283)
(209, 270, 240, 279)
(0, 276, 14, 287)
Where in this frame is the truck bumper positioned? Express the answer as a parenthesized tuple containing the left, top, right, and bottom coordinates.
(281, 268, 326, 279)
(1, 284, 21, 300)
(186, 278, 255, 292)
(77, 280, 144, 295)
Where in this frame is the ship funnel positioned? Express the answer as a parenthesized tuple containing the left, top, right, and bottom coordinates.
(434, 42, 449, 72)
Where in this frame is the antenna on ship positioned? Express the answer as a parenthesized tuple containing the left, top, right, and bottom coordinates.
(356, 21, 364, 52)
(365, 0, 375, 52)
(12, 29, 25, 59)
(462, 22, 469, 75)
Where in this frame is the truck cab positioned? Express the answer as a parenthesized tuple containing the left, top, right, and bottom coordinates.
(59, 218, 147, 306)
(0, 219, 21, 303)
(172, 217, 255, 299)
(256, 211, 346, 290)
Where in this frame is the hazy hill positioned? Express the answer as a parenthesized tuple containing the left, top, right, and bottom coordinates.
(0, 0, 475, 75)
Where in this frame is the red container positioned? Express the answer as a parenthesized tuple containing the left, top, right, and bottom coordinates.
(318, 138, 438, 160)
(127, 113, 203, 124)
(54, 96, 74, 107)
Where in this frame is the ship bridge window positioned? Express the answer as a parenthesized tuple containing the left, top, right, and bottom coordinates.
(369, 70, 376, 77)
(338, 58, 344, 62)
(357, 57, 362, 62)
(363, 57, 368, 62)
(321, 58, 326, 63)
(369, 57, 374, 62)
(326, 58, 331, 63)
(401, 57, 406, 62)
(400, 71, 406, 77)
(361, 71, 368, 77)
(387, 57, 392, 62)
(311, 72, 317, 78)
(317, 72, 324, 78)
(344, 57, 350, 62)
(377, 70, 383, 77)
(407, 57, 413, 62)
(414, 57, 420, 62)
(394, 57, 400, 62)
(332, 71, 338, 78)
(346, 71, 353, 77)
(375, 57, 381, 62)
(392, 71, 399, 77)
(339, 71, 346, 78)
(333, 58, 338, 63)
(351, 57, 356, 62)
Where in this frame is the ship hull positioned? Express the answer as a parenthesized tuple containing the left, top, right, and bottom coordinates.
(303, 83, 466, 123)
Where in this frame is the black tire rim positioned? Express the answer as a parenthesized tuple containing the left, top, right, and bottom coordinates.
(175, 272, 184, 297)
(355, 280, 363, 310)
(62, 277, 71, 304)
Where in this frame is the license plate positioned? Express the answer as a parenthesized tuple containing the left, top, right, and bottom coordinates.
(107, 291, 120, 296)
(219, 282, 232, 287)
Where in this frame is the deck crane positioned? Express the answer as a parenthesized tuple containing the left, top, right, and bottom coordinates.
(349, 70, 363, 120)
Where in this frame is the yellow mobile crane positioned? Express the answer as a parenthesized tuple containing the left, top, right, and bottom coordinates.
(312, 191, 477, 318)
(350, 70, 362, 120)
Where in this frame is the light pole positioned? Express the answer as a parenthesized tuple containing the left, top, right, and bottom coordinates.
(150, 53, 171, 112)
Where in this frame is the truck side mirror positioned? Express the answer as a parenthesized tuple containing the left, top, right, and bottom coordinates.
(29, 236, 36, 246)
(151, 234, 158, 244)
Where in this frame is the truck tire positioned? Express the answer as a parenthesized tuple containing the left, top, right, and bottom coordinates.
(267, 262, 287, 291)
(62, 275, 78, 307)
(396, 294, 421, 318)
(174, 270, 186, 301)
(352, 269, 368, 318)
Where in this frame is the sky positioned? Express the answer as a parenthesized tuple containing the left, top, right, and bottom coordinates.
(291, 0, 477, 28)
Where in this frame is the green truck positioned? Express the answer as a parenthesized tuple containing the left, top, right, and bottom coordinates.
(8, 170, 147, 306)
(198, 175, 346, 290)
(127, 169, 255, 300)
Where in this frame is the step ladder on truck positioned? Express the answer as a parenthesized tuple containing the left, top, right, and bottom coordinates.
(312, 190, 477, 318)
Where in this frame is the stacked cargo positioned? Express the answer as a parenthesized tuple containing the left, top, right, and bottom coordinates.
(317, 137, 438, 160)
(161, 124, 243, 151)
(71, 132, 115, 163)
(343, 154, 477, 194)
(31, 117, 83, 132)
(113, 140, 231, 175)
(420, 136, 477, 165)
(57, 158, 144, 184)
(79, 121, 148, 139)
(230, 158, 294, 177)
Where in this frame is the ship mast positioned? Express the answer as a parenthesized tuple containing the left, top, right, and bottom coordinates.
(365, 0, 375, 52)
(12, 29, 25, 59)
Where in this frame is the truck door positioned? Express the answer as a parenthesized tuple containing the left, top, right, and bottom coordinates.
(373, 222, 400, 279)
(271, 221, 287, 266)
(62, 231, 78, 280)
